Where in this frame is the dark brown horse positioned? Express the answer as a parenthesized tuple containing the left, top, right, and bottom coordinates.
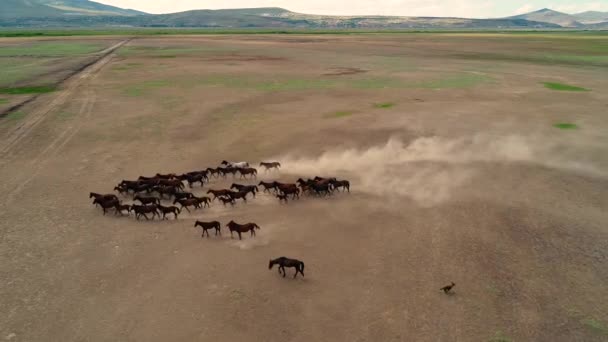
(173, 198, 202, 212)
(173, 192, 194, 200)
(258, 181, 277, 193)
(158, 205, 181, 219)
(194, 220, 222, 237)
(260, 162, 281, 171)
(230, 184, 258, 197)
(195, 196, 211, 208)
(218, 196, 235, 206)
(207, 189, 234, 200)
(237, 167, 258, 179)
(226, 220, 260, 240)
(90, 192, 118, 206)
(228, 191, 249, 202)
(116, 203, 132, 215)
(131, 204, 159, 220)
(134, 195, 161, 205)
(206, 167, 221, 178)
(93, 198, 119, 215)
(155, 173, 178, 179)
(274, 182, 300, 199)
(276, 193, 289, 203)
(330, 179, 350, 192)
(269, 257, 305, 278)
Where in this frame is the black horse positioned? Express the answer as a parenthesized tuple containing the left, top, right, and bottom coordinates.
(269, 257, 305, 278)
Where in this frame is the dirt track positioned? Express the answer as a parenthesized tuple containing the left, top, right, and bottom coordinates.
(0, 34, 607, 342)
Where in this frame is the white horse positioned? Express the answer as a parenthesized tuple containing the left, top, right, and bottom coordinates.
(221, 160, 249, 168)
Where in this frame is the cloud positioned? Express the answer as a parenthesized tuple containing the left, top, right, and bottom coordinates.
(514, 4, 535, 15)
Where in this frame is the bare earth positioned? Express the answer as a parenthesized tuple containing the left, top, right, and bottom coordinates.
(0, 34, 607, 342)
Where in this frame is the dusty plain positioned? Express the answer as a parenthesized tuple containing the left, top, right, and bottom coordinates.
(1, 33, 607, 341)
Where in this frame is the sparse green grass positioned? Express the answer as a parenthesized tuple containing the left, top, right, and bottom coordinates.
(0, 98, 8, 104)
(374, 102, 395, 109)
(124, 80, 170, 97)
(0, 85, 56, 95)
(326, 110, 355, 118)
(112, 62, 143, 71)
(554, 123, 578, 130)
(56, 111, 74, 121)
(582, 318, 608, 336)
(489, 331, 512, 342)
(0, 42, 103, 57)
(543, 82, 589, 92)
(0, 58, 51, 87)
(418, 73, 490, 89)
(5, 111, 26, 121)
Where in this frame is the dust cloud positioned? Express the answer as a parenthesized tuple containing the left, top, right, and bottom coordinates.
(278, 135, 605, 207)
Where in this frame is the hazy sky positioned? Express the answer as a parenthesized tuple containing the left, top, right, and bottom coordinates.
(95, 0, 608, 17)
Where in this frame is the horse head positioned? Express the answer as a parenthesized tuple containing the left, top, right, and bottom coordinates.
(268, 260, 274, 269)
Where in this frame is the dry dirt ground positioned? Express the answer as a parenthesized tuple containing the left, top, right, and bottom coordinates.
(1, 34, 607, 342)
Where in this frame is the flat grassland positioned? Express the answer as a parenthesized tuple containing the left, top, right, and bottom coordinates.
(0, 33, 607, 342)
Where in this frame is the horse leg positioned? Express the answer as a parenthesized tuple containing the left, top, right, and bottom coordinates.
(183, 205, 191, 213)
(281, 266, 286, 278)
(238, 232, 242, 240)
(230, 231, 233, 239)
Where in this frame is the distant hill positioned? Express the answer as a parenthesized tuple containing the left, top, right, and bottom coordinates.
(0, 5, 590, 29)
(508, 8, 583, 28)
(573, 11, 608, 24)
(0, 0, 146, 18)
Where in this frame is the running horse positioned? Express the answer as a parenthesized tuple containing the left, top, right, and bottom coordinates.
(221, 160, 250, 168)
(226, 220, 260, 240)
(259, 162, 281, 171)
(194, 220, 222, 237)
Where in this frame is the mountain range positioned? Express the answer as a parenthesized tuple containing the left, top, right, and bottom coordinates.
(1, 1, 607, 29)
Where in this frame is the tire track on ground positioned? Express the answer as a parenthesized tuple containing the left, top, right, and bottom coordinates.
(0, 39, 130, 158)
(0, 40, 129, 202)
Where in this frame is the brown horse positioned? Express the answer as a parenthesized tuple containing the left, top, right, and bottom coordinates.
(131, 204, 159, 220)
(258, 181, 277, 193)
(228, 191, 249, 202)
(226, 220, 260, 240)
(276, 193, 289, 203)
(194, 220, 222, 237)
(206, 167, 221, 178)
(207, 189, 234, 200)
(196, 196, 211, 208)
(173, 198, 202, 212)
(173, 192, 194, 200)
(94, 198, 119, 215)
(260, 162, 281, 171)
(230, 183, 258, 197)
(269, 257, 305, 278)
(90, 192, 118, 206)
(218, 196, 235, 206)
(274, 182, 300, 199)
(158, 205, 181, 220)
(155, 173, 178, 179)
(237, 167, 258, 179)
(330, 179, 350, 192)
(134, 195, 161, 205)
(116, 203, 132, 215)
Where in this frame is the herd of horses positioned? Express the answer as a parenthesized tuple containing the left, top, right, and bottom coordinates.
(89, 160, 351, 223)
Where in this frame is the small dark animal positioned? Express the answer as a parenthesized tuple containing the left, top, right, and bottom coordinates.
(218, 196, 235, 206)
(134, 195, 161, 205)
(158, 205, 181, 220)
(194, 220, 222, 237)
(277, 193, 289, 203)
(269, 257, 305, 278)
(113, 186, 128, 195)
(440, 282, 455, 294)
(116, 203, 132, 215)
(226, 220, 260, 240)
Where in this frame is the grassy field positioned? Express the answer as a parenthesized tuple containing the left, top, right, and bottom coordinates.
(0, 32, 607, 342)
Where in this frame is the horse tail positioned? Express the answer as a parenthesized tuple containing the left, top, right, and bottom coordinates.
(300, 262, 305, 274)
